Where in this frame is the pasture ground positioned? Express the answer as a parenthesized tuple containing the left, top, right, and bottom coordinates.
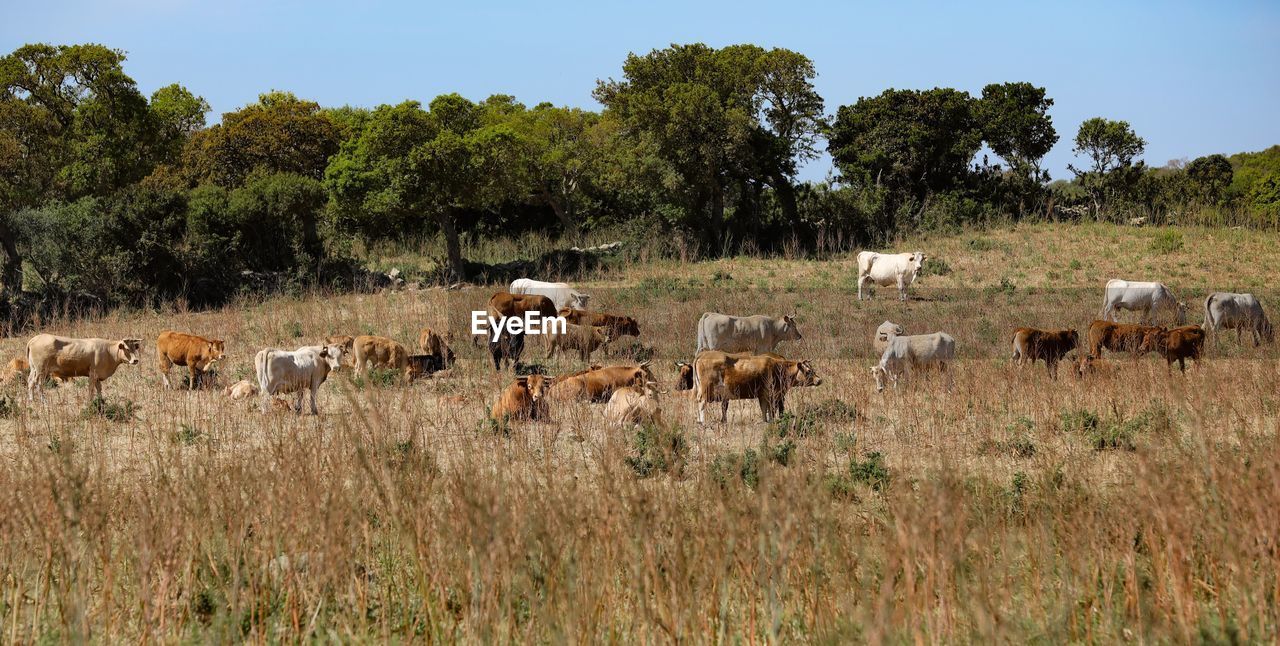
(0, 222, 1277, 642)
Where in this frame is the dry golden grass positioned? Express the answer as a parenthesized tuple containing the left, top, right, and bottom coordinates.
(0, 222, 1277, 642)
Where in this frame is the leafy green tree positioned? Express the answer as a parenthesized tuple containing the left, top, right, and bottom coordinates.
(147, 83, 209, 166)
(183, 91, 340, 187)
(511, 104, 607, 234)
(1185, 154, 1232, 204)
(976, 82, 1057, 216)
(1068, 117, 1146, 218)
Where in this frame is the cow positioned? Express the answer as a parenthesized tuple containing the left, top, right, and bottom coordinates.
(857, 251, 926, 301)
(1140, 325, 1206, 373)
(156, 330, 225, 390)
(510, 278, 590, 310)
(406, 354, 446, 380)
(1203, 292, 1273, 346)
(0, 357, 30, 387)
(490, 374, 554, 422)
(1074, 354, 1113, 379)
(324, 335, 356, 368)
(546, 323, 613, 361)
(489, 327, 525, 372)
(26, 334, 142, 402)
(416, 327, 456, 369)
(1010, 327, 1079, 378)
(871, 332, 955, 393)
(223, 379, 259, 400)
(874, 321, 906, 356)
(694, 313, 802, 354)
(488, 292, 559, 321)
(558, 308, 641, 338)
(606, 381, 664, 428)
(352, 335, 410, 379)
(254, 344, 344, 415)
(1100, 279, 1187, 325)
(1086, 320, 1164, 358)
(675, 361, 694, 391)
(547, 362, 654, 403)
(692, 351, 821, 423)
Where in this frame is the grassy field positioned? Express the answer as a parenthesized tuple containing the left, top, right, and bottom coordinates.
(0, 222, 1277, 642)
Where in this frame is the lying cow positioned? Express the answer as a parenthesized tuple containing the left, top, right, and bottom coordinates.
(874, 321, 906, 356)
(489, 327, 525, 371)
(0, 357, 30, 387)
(1100, 279, 1187, 325)
(352, 335, 410, 379)
(156, 330, 225, 390)
(27, 334, 142, 402)
(857, 251, 926, 301)
(255, 344, 344, 415)
(606, 381, 664, 428)
(693, 351, 821, 423)
(406, 354, 447, 380)
(1086, 320, 1163, 358)
(1010, 327, 1079, 378)
(1203, 292, 1273, 346)
(416, 327, 456, 369)
(491, 374, 554, 422)
(548, 362, 654, 402)
(223, 379, 259, 400)
(695, 313, 802, 354)
(1140, 325, 1205, 373)
(871, 332, 955, 392)
(558, 308, 641, 338)
(510, 278, 589, 310)
(546, 323, 612, 361)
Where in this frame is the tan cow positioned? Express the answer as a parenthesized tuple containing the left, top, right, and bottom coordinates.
(491, 374, 554, 421)
(156, 330, 226, 390)
(548, 362, 654, 403)
(693, 351, 821, 423)
(27, 334, 142, 401)
(417, 327, 456, 369)
(546, 323, 613, 361)
(223, 379, 259, 400)
(352, 335, 410, 379)
(606, 381, 664, 428)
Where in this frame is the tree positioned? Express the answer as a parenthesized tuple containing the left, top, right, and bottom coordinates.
(147, 83, 209, 166)
(183, 91, 340, 187)
(510, 104, 610, 235)
(976, 82, 1057, 216)
(1185, 154, 1233, 204)
(326, 95, 526, 281)
(1068, 117, 1146, 218)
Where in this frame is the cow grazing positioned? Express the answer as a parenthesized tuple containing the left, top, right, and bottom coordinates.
(1101, 279, 1187, 325)
(693, 351, 821, 423)
(416, 327, 456, 369)
(546, 323, 613, 361)
(489, 327, 525, 371)
(491, 374, 554, 421)
(488, 292, 559, 321)
(156, 330, 225, 390)
(695, 313, 802, 354)
(352, 335, 410, 379)
(874, 320, 906, 356)
(255, 344, 344, 414)
(857, 251, 926, 301)
(548, 362, 654, 403)
(558, 308, 641, 338)
(1086, 320, 1164, 358)
(1140, 325, 1206, 373)
(26, 334, 142, 401)
(510, 278, 590, 310)
(606, 381, 664, 428)
(871, 332, 955, 392)
(1010, 327, 1079, 378)
(223, 379, 259, 400)
(1204, 292, 1273, 346)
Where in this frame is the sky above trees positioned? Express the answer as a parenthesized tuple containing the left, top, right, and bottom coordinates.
(3, 0, 1278, 182)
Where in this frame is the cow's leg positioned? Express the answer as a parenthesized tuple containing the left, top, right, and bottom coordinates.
(90, 377, 102, 401)
(1046, 358, 1057, 379)
(260, 392, 271, 414)
(309, 385, 320, 415)
(721, 400, 729, 423)
(159, 355, 173, 389)
(897, 275, 907, 302)
(188, 365, 199, 391)
(294, 390, 304, 414)
(857, 275, 865, 301)
(27, 368, 41, 402)
(697, 399, 706, 425)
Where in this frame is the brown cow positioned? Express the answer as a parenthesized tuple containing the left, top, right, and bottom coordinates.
(547, 362, 654, 402)
(417, 327, 456, 369)
(26, 334, 143, 401)
(546, 323, 613, 361)
(157, 330, 226, 390)
(1140, 325, 1206, 373)
(1011, 327, 1079, 378)
(693, 351, 821, 424)
(1, 357, 30, 387)
(558, 308, 641, 338)
(1074, 354, 1114, 379)
(675, 352, 785, 392)
(352, 335, 410, 379)
(491, 374, 554, 421)
(488, 292, 559, 321)
(1086, 320, 1163, 358)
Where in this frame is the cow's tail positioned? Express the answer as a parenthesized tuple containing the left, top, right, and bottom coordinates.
(695, 313, 710, 353)
(255, 350, 272, 396)
(1202, 293, 1216, 331)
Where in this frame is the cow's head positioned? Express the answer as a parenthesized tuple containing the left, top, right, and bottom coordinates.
(675, 361, 694, 391)
(521, 374, 554, 402)
(911, 252, 927, 271)
(790, 360, 821, 387)
(1065, 329, 1080, 350)
(118, 339, 143, 365)
(870, 365, 888, 392)
(1075, 354, 1098, 378)
(781, 315, 802, 342)
(1138, 328, 1170, 355)
(631, 360, 655, 386)
(620, 317, 641, 337)
(207, 339, 226, 365)
(570, 293, 591, 310)
(325, 335, 356, 367)
(1175, 301, 1189, 325)
(876, 321, 904, 344)
(319, 344, 346, 371)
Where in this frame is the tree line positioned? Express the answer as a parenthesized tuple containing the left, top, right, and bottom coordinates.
(2, 42, 1278, 319)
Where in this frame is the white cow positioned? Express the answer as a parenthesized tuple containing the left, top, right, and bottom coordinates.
(857, 251, 926, 301)
(1100, 279, 1187, 325)
(26, 334, 142, 402)
(255, 344, 345, 415)
(873, 320, 905, 356)
(695, 313, 802, 354)
(509, 278, 589, 310)
(1203, 292, 1273, 345)
(871, 332, 955, 392)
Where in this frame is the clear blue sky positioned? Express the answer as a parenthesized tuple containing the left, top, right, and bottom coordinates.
(5, 0, 1278, 181)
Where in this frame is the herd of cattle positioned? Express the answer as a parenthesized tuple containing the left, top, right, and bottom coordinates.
(2, 253, 1274, 426)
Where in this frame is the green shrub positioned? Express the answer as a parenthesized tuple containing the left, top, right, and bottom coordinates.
(1149, 229, 1184, 255)
(917, 257, 952, 277)
(626, 423, 687, 478)
(768, 411, 818, 440)
(82, 396, 136, 422)
(710, 449, 761, 489)
(827, 451, 891, 498)
(173, 424, 205, 446)
(1059, 409, 1100, 434)
(366, 367, 402, 388)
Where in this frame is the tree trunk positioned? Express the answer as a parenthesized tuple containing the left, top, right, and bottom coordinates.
(771, 172, 799, 236)
(0, 218, 22, 294)
(439, 210, 465, 283)
(542, 188, 575, 235)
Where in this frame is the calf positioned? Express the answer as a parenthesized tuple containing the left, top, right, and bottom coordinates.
(1010, 327, 1079, 378)
(352, 335, 410, 379)
(1086, 320, 1163, 358)
(157, 330, 226, 390)
(255, 344, 345, 415)
(606, 381, 664, 428)
(546, 323, 613, 361)
(416, 327, 456, 369)
(27, 334, 143, 402)
(491, 374, 553, 421)
(489, 327, 525, 371)
(406, 354, 446, 380)
(871, 332, 955, 392)
(1140, 325, 1206, 373)
(1, 357, 30, 387)
(548, 362, 654, 402)
(223, 379, 259, 400)
(693, 351, 821, 423)
(559, 308, 641, 338)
